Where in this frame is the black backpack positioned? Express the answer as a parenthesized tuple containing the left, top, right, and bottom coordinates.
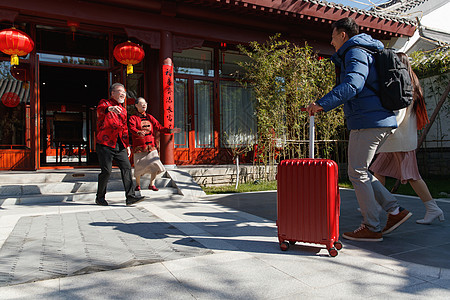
(341, 46, 413, 111)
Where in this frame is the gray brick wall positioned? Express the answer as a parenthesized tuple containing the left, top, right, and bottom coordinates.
(417, 147, 450, 176)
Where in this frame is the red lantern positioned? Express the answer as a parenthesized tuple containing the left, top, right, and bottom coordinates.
(113, 41, 145, 75)
(0, 27, 34, 66)
(1, 92, 20, 108)
(67, 21, 79, 41)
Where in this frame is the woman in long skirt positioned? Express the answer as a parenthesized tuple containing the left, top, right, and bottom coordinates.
(129, 97, 180, 191)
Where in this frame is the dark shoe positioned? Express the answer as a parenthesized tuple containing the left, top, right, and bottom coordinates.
(135, 185, 141, 191)
(95, 198, 108, 206)
(126, 195, 145, 206)
(382, 207, 412, 235)
(342, 224, 383, 242)
(149, 185, 159, 191)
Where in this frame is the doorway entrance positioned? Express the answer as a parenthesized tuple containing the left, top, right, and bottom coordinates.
(174, 76, 216, 164)
(39, 65, 108, 166)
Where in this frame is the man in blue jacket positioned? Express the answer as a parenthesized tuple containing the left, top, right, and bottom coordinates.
(306, 17, 411, 241)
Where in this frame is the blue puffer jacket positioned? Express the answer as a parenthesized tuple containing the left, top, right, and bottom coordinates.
(316, 33, 397, 130)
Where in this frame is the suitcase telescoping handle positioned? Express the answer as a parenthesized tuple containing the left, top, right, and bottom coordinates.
(300, 108, 315, 159)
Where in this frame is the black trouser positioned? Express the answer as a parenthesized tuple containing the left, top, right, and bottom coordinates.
(96, 141, 135, 200)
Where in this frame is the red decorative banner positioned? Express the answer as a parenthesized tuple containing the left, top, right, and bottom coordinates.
(162, 64, 174, 129)
(1, 92, 20, 108)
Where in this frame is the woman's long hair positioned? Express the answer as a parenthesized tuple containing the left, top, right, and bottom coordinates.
(396, 52, 429, 130)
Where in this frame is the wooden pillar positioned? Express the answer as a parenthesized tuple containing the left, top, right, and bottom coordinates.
(160, 30, 175, 167)
(30, 24, 39, 170)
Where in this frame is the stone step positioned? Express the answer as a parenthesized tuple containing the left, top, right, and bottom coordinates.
(0, 188, 179, 206)
(0, 177, 172, 197)
(0, 168, 164, 184)
(0, 168, 207, 206)
(0, 170, 102, 184)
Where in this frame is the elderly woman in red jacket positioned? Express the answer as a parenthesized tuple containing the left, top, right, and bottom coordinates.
(129, 97, 180, 191)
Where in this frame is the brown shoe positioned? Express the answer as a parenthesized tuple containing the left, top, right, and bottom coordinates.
(342, 224, 383, 242)
(382, 207, 412, 235)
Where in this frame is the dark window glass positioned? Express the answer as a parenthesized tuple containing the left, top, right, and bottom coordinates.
(0, 61, 30, 147)
(37, 26, 109, 67)
(173, 48, 214, 77)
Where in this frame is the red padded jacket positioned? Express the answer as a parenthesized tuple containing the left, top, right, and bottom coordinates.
(96, 98, 129, 148)
(129, 112, 170, 153)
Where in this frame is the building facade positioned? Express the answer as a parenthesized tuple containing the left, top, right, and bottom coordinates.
(0, 0, 415, 170)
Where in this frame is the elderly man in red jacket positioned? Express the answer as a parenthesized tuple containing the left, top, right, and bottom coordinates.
(95, 83, 145, 206)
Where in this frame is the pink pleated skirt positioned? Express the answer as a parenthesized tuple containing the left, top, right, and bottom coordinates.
(370, 150, 422, 184)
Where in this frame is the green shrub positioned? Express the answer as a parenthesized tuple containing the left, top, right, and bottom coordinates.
(237, 35, 346, 179)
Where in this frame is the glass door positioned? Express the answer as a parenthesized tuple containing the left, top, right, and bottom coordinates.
(174, 77, 215, 164)
(174, 78, 189, 150)
(194, 80, 214, 149)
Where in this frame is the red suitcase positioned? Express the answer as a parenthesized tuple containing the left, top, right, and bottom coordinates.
(276, 113, 342, 257)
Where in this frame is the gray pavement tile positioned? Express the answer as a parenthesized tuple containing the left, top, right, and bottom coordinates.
(387, 224, 450, 247)
(161, 251, 252, 272)
(0, 180, 449, 299)
(432, 278, 450, 290)
(0, 207, 213, 287)
(165, 255, 311, 299)
(255, 245, 427, 289)
(58, 264, 195, 300)
(389, 242, 450, 269)
(0, 278, 60, 299)
(206, 189, 450, 269)
(342, 237, 425, 257)
(441, 268, 450, 279)
(371, 281, 450, 299)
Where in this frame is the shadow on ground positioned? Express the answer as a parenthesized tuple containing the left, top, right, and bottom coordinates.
(205, 189, 450, 269)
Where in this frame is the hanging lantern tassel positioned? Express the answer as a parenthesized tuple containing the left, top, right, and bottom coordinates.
(11, 54, 19, 65)
(127, 64, 133, 75)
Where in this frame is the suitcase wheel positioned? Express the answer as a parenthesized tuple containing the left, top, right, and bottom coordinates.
(328, 247, 338, 257)
(280, 242, 290, 251)
(334, 241, 343, 250)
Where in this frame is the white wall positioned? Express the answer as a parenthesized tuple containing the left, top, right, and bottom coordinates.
(397, 1, 450, 53)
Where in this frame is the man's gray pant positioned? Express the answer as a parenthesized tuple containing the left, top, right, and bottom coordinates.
(348, 128, 399, 232)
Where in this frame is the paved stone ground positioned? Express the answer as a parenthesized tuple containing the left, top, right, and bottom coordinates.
(0, 207, 212, 286)
(0, 191, 449, 299)
(207, 189, 450, 269)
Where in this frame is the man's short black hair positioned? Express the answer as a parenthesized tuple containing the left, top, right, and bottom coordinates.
(332, 17, 359, 38)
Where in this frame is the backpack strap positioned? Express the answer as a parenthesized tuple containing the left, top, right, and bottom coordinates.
(339, 45, 379, 95)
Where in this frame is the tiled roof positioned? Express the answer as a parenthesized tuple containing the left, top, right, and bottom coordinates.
(206, 0, 417, 37)
(375, 0, 427, 14)
(297, 0, 417, 25)
(207, 0, 418, 25)
(0, 79, 30, 105)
